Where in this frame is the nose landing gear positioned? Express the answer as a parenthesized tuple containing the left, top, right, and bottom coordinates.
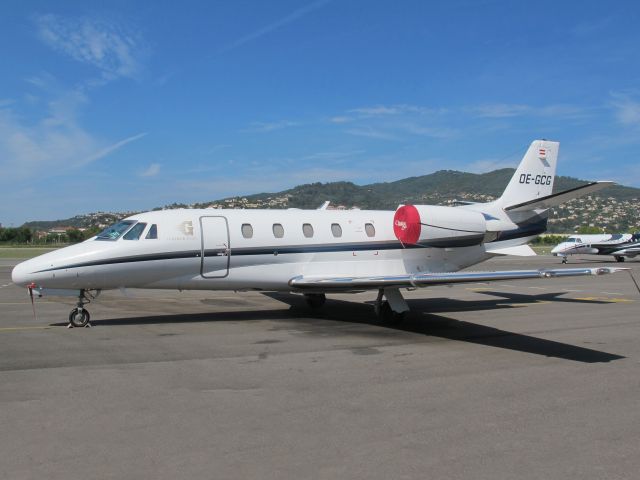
(68, 290, 97, 328)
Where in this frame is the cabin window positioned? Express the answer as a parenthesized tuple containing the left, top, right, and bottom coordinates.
(365, 223, 375, 237)
(331, 223, 342, 238)
(145, 224, 158, 239)
(302, 223, 314, 238)
(273, 223, 284, 238)
(123, 222, 147, 240)
(95, 220, 136, 241)
(241, 224, 254, 239)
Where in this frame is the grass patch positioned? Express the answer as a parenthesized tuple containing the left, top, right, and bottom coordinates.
(0, 247, 58, 259)
(531, 245, 554, 255)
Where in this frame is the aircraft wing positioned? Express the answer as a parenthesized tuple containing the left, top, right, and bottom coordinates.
(289, 267, 626, 291)
(612, 246, 640, 255)
(504, 181, 614, 212)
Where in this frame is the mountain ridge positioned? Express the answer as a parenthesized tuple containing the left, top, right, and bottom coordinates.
(22, 168, 640, 233)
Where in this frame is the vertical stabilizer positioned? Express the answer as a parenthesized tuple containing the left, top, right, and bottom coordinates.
(498, 140, 559, 209)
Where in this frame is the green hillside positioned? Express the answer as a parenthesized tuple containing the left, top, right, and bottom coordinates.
(20, 169, 640, 233)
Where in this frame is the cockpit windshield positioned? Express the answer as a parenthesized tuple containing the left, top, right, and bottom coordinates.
(123, 222, 147, 240)
(96, 220, 136, 241)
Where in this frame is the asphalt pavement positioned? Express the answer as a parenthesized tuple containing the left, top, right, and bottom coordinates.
(1, 255, 639, 480)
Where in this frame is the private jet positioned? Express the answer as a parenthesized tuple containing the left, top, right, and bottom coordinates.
(12, 140, 627, 327)
(552, 233, 640, 263)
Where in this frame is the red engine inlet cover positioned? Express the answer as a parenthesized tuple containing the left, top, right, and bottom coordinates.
(393, 205, 421, 244)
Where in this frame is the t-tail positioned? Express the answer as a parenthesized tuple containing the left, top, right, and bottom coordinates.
(495, 140, 613, 214)
(463, 140, 615, 256)
(498, 140, 558, 209)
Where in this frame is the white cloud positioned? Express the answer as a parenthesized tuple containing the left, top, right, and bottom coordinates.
(329, 116, 352, 124)
(219, 0, 331, 53)
(85, 132, 147, 165)
(464, 158, 518, 174)
(35, 14, 145, 80)
(244, 120, 300, 132)
(469, 103, 588, 120)
(345, 127, 400, 141)
(348, 104, 436, 117)
(350, 105, 403, 116)
(471, 103, 530, 118)
(140, 162, 161, 177)
(0, 92, 146, 180)
(396, 122, 456, 139)
(610, 93, 640, 127)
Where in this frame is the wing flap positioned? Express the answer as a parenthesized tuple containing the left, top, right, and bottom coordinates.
(289, 267, 626, 291)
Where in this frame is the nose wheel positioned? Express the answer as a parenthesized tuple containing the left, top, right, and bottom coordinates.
(67, 289, 95, 328)
(69, 307, 91, 328)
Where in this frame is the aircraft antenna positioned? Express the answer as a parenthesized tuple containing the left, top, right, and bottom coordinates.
(27, 282, 38, 322)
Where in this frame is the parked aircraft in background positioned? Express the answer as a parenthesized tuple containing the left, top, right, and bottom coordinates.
(12, 140, 627, 327)
(552, 233, 640, 263)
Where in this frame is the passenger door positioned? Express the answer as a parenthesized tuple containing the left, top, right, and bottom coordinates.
(200, 216, 230, 278)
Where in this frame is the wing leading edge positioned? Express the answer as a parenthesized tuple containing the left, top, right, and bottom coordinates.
(289, 267, 627, 291)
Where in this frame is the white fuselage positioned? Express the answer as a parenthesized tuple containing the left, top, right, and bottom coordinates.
(551, 234, 634, 257)
(12, 208, 497, 292)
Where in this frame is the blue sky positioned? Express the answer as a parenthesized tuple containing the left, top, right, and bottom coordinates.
(1, 0, 639, 225)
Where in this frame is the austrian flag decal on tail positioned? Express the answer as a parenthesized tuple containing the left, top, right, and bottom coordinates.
(538, 148, 546, 159)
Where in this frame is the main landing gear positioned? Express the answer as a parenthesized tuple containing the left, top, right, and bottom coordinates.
(614, 256, 625, 263)
(68, 290, 96, 328)
(561, 256, 568, 264)
(304, 293, 326, 309)
(374, 288, 409, 323)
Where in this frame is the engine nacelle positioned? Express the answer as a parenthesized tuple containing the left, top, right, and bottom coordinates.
(393, 204, 487, 247)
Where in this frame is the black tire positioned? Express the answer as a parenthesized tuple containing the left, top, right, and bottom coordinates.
(69, 308, 90, 327)
(378, 301, 405, 323)
(614, 256, 625, 262)
(304, 293, 326, 309)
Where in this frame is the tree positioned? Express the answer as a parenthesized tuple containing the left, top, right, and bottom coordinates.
(577, 225, 604, 234)
(66, 229, 85, 243)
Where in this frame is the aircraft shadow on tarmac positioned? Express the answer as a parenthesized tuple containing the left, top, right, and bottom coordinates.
(53, 290, 626, 364)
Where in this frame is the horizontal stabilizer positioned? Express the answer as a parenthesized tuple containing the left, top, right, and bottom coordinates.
(289, 267, 626, 291)
(504, 181, 614, 212)
(485, 244, 537, 256)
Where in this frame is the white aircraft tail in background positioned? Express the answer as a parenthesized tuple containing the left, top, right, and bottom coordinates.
(12, 140, 627, 327)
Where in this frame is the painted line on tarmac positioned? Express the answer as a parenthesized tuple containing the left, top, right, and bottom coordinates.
(0, 302, 36, 305)
(0, 326, 51, 332)
(573, 297, 634, 303)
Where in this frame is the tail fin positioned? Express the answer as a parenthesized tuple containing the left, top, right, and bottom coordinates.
(498, 140, 559, 209)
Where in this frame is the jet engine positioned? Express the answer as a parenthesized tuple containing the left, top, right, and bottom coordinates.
(393, 204, 487, 247)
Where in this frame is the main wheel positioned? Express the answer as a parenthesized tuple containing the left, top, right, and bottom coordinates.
(377, 301, 405, 323)
(304, 293, 326, 309)
(614, 256, 625, 262)
(69, 308, 91, 327)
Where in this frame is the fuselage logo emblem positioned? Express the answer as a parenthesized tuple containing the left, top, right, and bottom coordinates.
(180, 221, 194, 236)
(395, 220, 407, 231)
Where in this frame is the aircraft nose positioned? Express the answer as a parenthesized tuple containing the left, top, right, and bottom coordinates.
(550, 244, 561, 253)
(11, 260, 34, 287)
